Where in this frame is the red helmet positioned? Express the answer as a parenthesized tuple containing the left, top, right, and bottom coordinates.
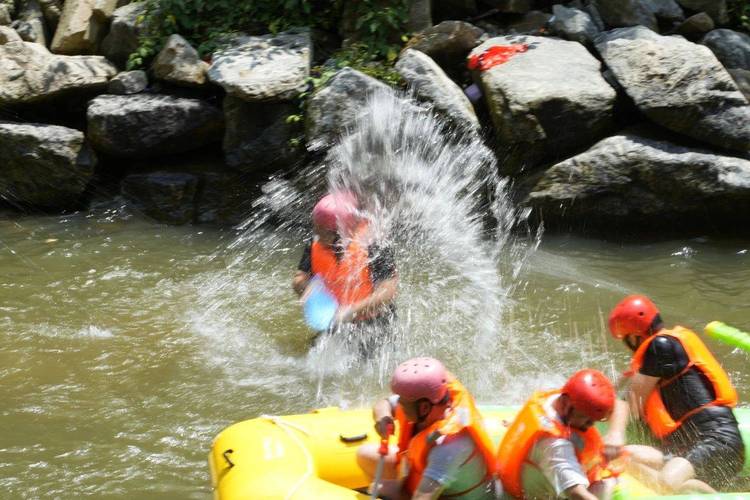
(311, 192, 358, 232)
(391, 357, 448, 404)
(608, 295, 660, 340)
(562, 369, 615, 421)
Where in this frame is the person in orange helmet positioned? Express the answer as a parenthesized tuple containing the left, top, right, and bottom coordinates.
(357, 357, 499, 499)
(292, 192, 398, 352)
(604, 295, 743, 493)
(497, 369, 620, 500)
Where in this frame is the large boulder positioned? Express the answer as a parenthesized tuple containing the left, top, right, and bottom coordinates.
(0, 121, 96, 208)
(50, 0, 107, 54)
(0, 25, 21, 43)
(701, 29, 750, 71)
(39, 0, 62, 32)
(223, 97, 303, 172)
(676, 0, 728, 25)
(676, 13, 715, 40)
(207, 29, 311, 102)
(107, 70, 147, 94)
(405, 21, 484, 77)
(550, 4, 600, 45)
(121, 172, 199, 225)
(0, 41, 116, 105)
(470, 36, 616, 173)
(396, 49, 479, 132)
(596, 27, 750, 153)
(730, 69, 750, 101)
(592, 0, 658, 31)
(100, 2, 145, 68)
(87, 94, 224, 158)
(16, 0, 47, 46)
(305, 67, 394, 150)
(0, 4, 12, 25)
(646, 0, 684, 23)
(195, 171, 254, 225)
(152, 34, 208, 87)
(524, 129, 750, 232)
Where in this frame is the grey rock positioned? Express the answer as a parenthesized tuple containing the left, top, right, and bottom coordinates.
(676, 12, 714, 40)
(676, 0, 728, 25)
(0, 121, 96, 208)
(223, 96, 303, 172)
(122, 172, 198, 224)
(152, 34, 208, 87)
(502, 10, 552, 34)
(51, 0, 106, 54)
(208, 29, 311, 102)
(100, 1, 146, 68)
(407, 0, 432, 32)
(405, 21, 484, 76)
(0, 5, 11, 25)
(195, 171, 253, 225)
(0, 25, 21, 44)
(701, 29, 750, 71)
(305, 67, 394, 150)
(597, 26, 750, 152)
(396, 49, 479, 131)
(107, 70, 147, 94)
(0, 41, 116, 104)
(16, 0, 46, 46)
(87, 94, 224, 158)
(92, 0, 130, 20)
(471, 36, 616, 172)
(39, 0, 62, 32)
(646, 0, 684, 22)
(550, 5, 600, 45)
(593, 0, 658, 31)
(583, 1, 606, 31)
(524, 130, 750, 230)
(10, 21, 38, 42)
(730, 69, 750, 101)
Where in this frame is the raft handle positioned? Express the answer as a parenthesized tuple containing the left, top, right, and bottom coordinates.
(222, 449, 235, 468)
(339, 433, 368, 443)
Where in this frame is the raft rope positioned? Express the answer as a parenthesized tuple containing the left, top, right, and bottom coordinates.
(261, 415, 314, 500)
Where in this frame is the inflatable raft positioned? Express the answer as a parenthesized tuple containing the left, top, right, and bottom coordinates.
(208, 406, 750, 499)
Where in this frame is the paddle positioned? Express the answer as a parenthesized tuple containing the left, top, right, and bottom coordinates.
(705, 321, 750, 352)
(302, 276, 338, 333)
(371, 423, 394, 500)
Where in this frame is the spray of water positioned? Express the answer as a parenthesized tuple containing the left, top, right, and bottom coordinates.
(190, 88, 541, 404)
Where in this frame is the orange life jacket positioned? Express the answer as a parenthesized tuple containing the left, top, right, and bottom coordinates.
(629, 326, 738, 439)
(394, 375, 498, 496)
(310, 223, 374, 317)
(497, 390, 611, 499)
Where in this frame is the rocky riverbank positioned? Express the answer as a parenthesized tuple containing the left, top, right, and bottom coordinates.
(0, 0, 749, 233)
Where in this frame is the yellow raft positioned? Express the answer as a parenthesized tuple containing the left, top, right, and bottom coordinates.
(209, 405, 678, 499)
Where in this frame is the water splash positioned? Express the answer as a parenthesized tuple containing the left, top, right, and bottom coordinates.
(192, 88, 540, 400)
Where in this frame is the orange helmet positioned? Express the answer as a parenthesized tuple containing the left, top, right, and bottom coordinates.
(562, 369, 615, 421)
(608, 295, 661, 340)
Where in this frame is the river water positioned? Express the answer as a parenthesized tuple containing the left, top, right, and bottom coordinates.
(2, 91, 750, 497)
(2, 210, 749, 497)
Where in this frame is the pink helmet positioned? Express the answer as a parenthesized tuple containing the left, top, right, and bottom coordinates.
(311, 192, 358, 232)
(391, 357, 449, 404)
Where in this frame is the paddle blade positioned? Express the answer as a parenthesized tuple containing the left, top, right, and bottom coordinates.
(303, 277, 338, 332)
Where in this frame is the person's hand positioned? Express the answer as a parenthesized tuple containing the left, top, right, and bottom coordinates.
(602, 430, 625, 461)
(375, 415, 394, 440)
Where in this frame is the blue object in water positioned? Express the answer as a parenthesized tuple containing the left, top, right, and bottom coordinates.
(303, 276, 338, 332)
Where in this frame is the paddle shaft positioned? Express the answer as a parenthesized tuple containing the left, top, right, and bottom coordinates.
(705, 321, 750, 352)
(371, 424, 393, 500)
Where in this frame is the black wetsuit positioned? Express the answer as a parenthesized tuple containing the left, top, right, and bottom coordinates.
(298, 239, 396, 354)
(639, 334, 745, 483)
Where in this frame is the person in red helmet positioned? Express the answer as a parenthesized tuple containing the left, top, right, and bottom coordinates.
(357, 357, 498, 499)
(292, 192, 398, 350)
(497, 369, 619, 500)
(604, 294, 743, 493)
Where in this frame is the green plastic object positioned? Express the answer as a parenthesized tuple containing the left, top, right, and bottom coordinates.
(705, 321, 750, 352)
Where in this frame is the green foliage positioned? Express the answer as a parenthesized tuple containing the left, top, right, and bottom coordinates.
(728, 0, 750, 32)
(128, 0, 411, 70)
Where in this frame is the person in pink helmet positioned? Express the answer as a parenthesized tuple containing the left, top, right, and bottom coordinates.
(357, 357, 498, 499)
(293, 192, 398, 351)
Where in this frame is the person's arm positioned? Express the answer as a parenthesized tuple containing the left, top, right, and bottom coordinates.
(564, 484, 599, 500)
(412, 478, 444, 500)
(347, 275, 398, 318)
(628, 372, 659, 419)
(602, 398, 630, 460)
(373, 397, 395, 439)
(292, 270, 311, 297)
